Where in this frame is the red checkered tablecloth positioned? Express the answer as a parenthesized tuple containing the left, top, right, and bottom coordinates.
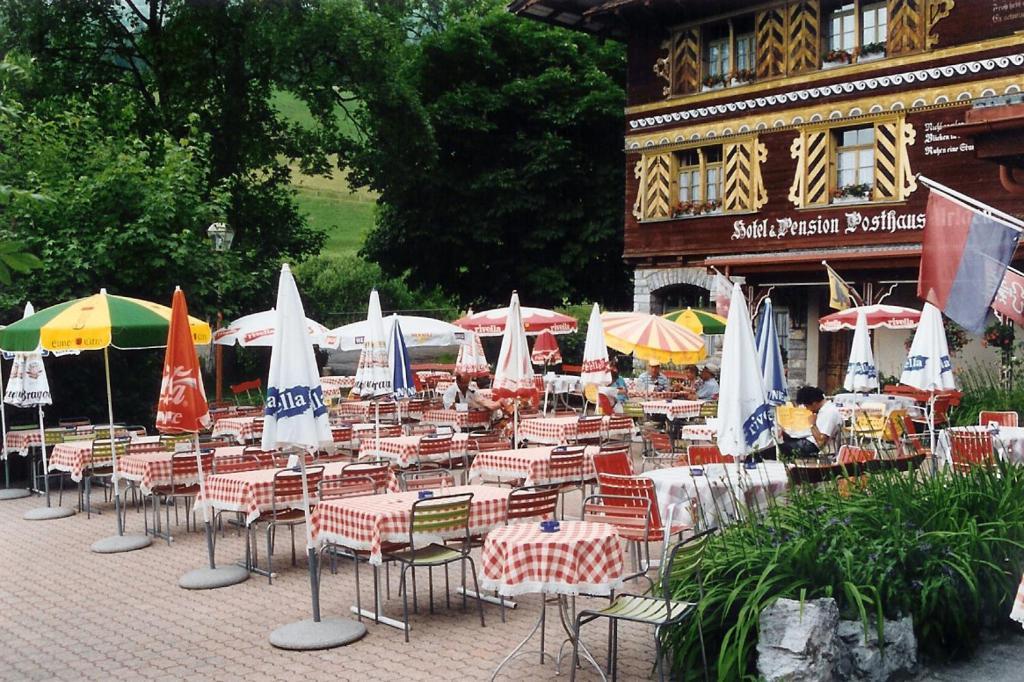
(479, 521, 625, 597)
(211, 416, 263, 444)
(47, 436, 165, 483)
(468, 445, 600, 486)
(518, 416, 631, 445)
(114, 446, 248, 495)
(678, 424, 717, 442)
(196, 461, 349, 526)
(321, 376, 354, 402)
(359, 434, 470, 467)
(4, 426, 139, 458)
(642, 400, 703, 421)
(311, 484, 511, 565)
(420, 408, 491, 431)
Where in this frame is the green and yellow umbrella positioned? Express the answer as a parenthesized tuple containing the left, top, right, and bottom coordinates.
(0, 289, 210, 549)
(663, 308, 727, 336)
(0, 289, 211, 353)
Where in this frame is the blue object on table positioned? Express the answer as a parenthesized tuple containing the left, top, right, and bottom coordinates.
(690, 467, 704, 476)
(418, 490, 434, 500)
(540, 520, 560, 533)
(744, 461, 758, 470)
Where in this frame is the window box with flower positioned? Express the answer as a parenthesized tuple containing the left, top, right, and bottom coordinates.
(856, 42, 886, 63)
(823, 49, 854, 69)
(671, 199, 723, 218)
(701, 74, 727, 92)
(831, 183, 873, 205)
(729, 69, 755, 87)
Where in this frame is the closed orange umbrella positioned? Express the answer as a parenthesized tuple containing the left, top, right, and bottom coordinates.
(601, 312, 706, 365)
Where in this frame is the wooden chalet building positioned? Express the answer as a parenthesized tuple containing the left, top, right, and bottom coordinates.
(511, 0, 1024, 391)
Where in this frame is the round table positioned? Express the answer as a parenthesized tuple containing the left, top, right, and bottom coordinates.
(480, 521, 624, 680)
(643, 462, 789, 529)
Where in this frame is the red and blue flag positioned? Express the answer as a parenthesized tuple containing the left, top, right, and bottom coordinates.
(918, 187, 1020, 333)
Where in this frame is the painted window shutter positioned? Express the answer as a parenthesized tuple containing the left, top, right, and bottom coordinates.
(756, 7, 787, 80)
(873, 117, 918, 201)
(633, 152, 676, 221)
(654, 28, 701, 97)
(787, 1, 821, 74)
(887, 0, 926, 56)
(788, 130, 829, 208)
(724, 138, 768, 212)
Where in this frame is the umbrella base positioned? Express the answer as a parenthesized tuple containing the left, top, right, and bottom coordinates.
(23, 505, 75, 520)
(269, 618, 367, 651)
(90, 534, 152, 554)
(179, 565, 250, 590)
(0, 488, 31, 500)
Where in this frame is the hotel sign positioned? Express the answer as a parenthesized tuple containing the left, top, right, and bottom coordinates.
(730, 209, 926, 242)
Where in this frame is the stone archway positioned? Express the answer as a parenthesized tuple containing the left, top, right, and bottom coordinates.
(633, 266, 717, 313)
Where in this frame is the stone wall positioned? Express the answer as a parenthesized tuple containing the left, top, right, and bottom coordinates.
(632, 266, 716, 313)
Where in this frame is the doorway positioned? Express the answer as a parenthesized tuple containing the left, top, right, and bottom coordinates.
(819, 330, 852, 394)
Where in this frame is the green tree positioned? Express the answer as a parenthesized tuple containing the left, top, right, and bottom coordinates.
(354, 8, 630, 308)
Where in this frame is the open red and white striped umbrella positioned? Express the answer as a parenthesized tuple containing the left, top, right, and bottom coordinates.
(530, 329, 562, 365)
(818, 304, 920, 332)
(454, 306, 577, 337)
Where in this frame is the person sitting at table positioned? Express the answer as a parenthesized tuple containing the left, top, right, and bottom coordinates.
(635, 360, 670, 393)
(678, 365, 700, 399)
(696, 364, 720, 400)
(443, 373, 501, 414)
(751, 386, 842, 462)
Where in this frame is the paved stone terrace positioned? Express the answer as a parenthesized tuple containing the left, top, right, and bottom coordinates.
(0, 489, 661, 681)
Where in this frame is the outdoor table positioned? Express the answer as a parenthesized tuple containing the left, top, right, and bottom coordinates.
(420, 408, 491, 431)
(643, 462, 789, 529)
(480, 520, 625, 679)
(210, 415, 263, 444)
(518, 415, 631, 445)
(47, 435, 164, 483)
(641, 399, 703, 421)
(467, 445, 600, 486)
(114, 445, 247, 495)
(677, 423, 717, 442)
(832, 393, 918, 413)
(4, 425, 139, 458)
(359, 433, 470, 467)
(321, 375, 354, 402)
(934, 425, 1024, 466)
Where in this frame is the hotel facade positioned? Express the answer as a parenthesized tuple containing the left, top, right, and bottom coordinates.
(512, 0, 1024, 392)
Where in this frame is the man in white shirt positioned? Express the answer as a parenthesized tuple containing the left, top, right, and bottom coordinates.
(443, 373, 499, 412)
(751, 386, 841, 461)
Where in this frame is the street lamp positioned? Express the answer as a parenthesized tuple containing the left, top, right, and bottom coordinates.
(207, 222, 235, 403)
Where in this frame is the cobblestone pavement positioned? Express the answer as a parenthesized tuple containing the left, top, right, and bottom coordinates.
(0, 486, 664, 681)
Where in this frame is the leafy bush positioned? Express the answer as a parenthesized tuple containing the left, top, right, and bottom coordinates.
(948, 363, 1024, 427)
(664, 465, 1024, 680)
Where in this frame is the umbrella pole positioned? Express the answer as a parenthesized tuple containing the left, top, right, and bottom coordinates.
(37, 407, 50, 507)
(194, 433, 216, 570)
(104, 347, 125, 536)
(295, 448, 321, 623)
(1, 359, 8, 488)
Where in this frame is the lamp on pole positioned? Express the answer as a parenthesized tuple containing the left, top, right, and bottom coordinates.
(207, 222, 235, 403)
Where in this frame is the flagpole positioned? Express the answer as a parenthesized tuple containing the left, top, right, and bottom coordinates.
(918, 174, 1024, 232)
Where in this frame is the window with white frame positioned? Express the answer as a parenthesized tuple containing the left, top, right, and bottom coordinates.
(826, 3, 857, 52)
(861, 2, 887, 46)
(674, 146, 724, 215)
(835, 126, 874, 201)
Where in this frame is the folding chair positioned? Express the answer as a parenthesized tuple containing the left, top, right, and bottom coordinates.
(148, 450, 214, 545)
(342, 460, 392, 493)
(948, 429, 995, 474)
(250, 466, 325, 583)
(229, 378, 263, 405)
(979, 410, 1018, 427)
(82, 436, 131, 518)
(640, 429, 675, 472)
(549, 445, 586, 519)
(685, 444, 733, 466)
(398, 468, 456, 491)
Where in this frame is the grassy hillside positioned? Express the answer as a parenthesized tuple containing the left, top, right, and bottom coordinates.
(272, 90, 376, 258)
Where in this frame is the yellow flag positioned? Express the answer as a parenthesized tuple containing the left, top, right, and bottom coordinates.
(824, 263, 853, 311)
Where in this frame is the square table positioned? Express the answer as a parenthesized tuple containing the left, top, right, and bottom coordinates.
(48, 435, 165, 483)
(467, 445, 601, 486)
(114, 445, 248, 495)
(641, 399, 703, 421)
(358, 434, 470, 468)
(210, 416, 263, 445)
(518, 415, 632, 445)
(419, 408, 492, 431)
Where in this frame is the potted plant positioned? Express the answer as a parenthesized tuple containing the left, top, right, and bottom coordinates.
(671, 200, 695, 218)
(831, 183, 872, 204)
(982, 320, 1015, 351)
(730, 68, 755, 87)
(701, 74, 727, 91)
(857, 41, 886, 63)
(823, 49, 853, 68)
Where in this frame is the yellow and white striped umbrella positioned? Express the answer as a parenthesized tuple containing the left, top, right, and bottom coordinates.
(601, 312, 706, 365)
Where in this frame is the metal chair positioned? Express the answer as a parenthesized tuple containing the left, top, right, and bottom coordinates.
(148, 450, 214, 545)
(640, 430, 676, 471)
(342, 459, 392, 492)
(593, 448, 634, 478)
(570, 528, 716, 682)
(398, 468, 455, 491)
(383, 492, 484, 642)
(948, 429, 995, 474)
(82, 436, 131, 517)
(582, 493, 652, 585)
(979, 410, 1018, 427)
(685, 444, 733, 466)
(250, 465, 325, 583)
(549, 445, 587, 519)
(605, 415, 635, 442)
(574, 415, 604, 445)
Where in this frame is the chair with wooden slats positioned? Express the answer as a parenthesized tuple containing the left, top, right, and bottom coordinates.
(148, 450, 214, 545)
(250, 466, 325, 583)
(82, 436, 131, 518)
(948, 429, 995, 474)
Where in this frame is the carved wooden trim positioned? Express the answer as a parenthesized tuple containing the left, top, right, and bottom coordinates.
(926, 0, 955, 48)
(887, 0, 926, 56)
(756, 7, 788, 80)
(788, 133, 807, 207)
(787, 0, 820, 74)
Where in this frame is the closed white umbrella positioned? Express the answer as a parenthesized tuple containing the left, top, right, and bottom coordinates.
(717, 284, 773, 458)
(899, 302, 955, 469)
(580, 303, 611, 387)
(844, 309, 879, 393)
(351, 290, 392, 399)
(455, 332, 489, 377)
(493, 292, 536, 446)
(328, 315, 467, 351)
(213, 309, 329, 347)
(263, 264, 365, 650)
(4, 303, 67, 513)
